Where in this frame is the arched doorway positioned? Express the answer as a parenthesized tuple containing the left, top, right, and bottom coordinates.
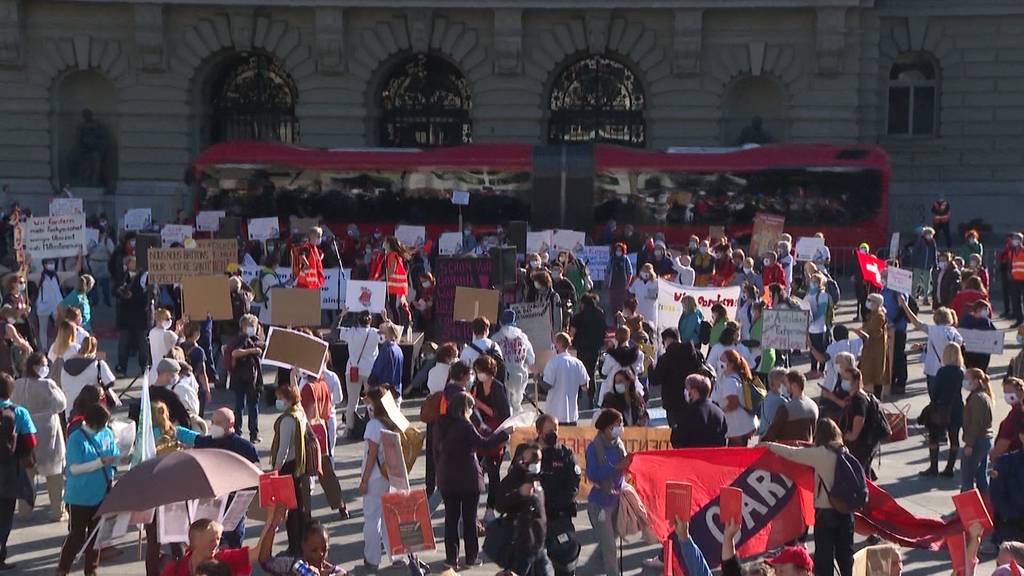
(52, 70, 118, 190)
(547, 55, 646, 147)
(377, 53, 473, 147)
(208, 51, 299, 144)
(722, 75, 786, 145)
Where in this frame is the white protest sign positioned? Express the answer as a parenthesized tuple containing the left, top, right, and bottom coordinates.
(761, 309, 810, 350)
(885, 267, 913, 296)
(247, 217, 280, 241)
(221, 490, 255, 532)
(527, 230, 553, 254)
(577, 246, 609, 282)
(552, 229, 586, 253)
(157, 502, 190, 544)
(320, 268, 349, 310)
(85, 227, 100, 249)
(160, 224, 194, 248)
(23, 214, 86, 259)
(509, 301, 554, 371)
(395, 225, 427, 248)
(654, 280, 741, 344)
(451, 190, 470, 206)
(438, 232, 463, 256)
(123, 208, 152, 231)
(345, 280, 387, 313)
(49, 197, 83, 216)
(889, 232, 901, 259)
(961, 329, 1004, 355)
(196, 210, 225, 232)
(794, 237, 825, 261)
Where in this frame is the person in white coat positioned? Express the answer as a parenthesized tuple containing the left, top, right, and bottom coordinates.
(35, 259, 64, 353)
(59, 336, 116, 418)
(598, 325, 645, 406)
(627, 263, 659, 328)
(337, 311, 380, 439)
(492, 308, 536, 415)
(13, 352, 67, 522)
(148, 307, 179, 385)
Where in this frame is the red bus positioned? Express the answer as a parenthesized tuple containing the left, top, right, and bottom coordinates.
(192, 141, 889, 249)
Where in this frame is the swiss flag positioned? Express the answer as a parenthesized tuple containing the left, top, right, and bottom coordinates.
(857, 251, 887, 290)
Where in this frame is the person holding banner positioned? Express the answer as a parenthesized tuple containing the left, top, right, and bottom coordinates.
(584, 409, 631, 576)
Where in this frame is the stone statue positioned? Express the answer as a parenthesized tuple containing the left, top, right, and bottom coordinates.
(737, 115, 773, 145)
(69, 108, 111, 188)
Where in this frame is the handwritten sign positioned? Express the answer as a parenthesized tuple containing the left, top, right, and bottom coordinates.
(380, 488, 435, 556)
(247, 217, 280, 241)
(23, 214, 86, 259)
(434, 257, 494, 342)
(438, 232, 463, 256)
(320, 268, 348, 310)
(527, 230, 553, 254)
(577, 245, 609, 282)
(655, 280, 741, 346)
(161, 224, 194, 248)
(195, 239, 237, 273)
(761, 309, 810, 351)
(196, 210, 225, 232)
(123, 208, 152, 231)
(49, 198, 83, 216)
(395, 225, 427, 249)
(794, 237, 825, 261)
(885, 267, 913, 296)
(749, 213, 785, 259)
(552, 229, 586, 253)
(147, 247, 217, 285)
(961, 329, 1004, 355)
(344, 280, 386, 313)
(509, 301, 554, 371)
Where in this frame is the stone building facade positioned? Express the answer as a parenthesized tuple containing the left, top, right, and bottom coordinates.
(1, 0, 1023, 237)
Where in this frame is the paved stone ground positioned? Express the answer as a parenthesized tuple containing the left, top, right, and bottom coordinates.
(7, 300, 1011, 575)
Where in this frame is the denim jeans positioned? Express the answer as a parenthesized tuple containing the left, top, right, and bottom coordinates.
(813, 508, 854, 576)
(233, 388, 260, 437)
(961, 436, 993, 493)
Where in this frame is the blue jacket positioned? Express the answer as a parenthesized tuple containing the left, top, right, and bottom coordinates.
(608, 255, 633, 289)
(370, 341, 404, 397)
(930, 365, 964, 429)
(585, 436, 625, 508)
(65, 426, 119, 506)
(882, 288, 908, 332)
(992, 449, 1024, 520)
(194, 432, 260, 464)
(678, 309, 704, 344)
(910, 237, 937, 270)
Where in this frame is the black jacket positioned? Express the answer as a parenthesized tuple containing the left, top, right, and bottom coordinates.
(670, 398, 727, 448)
(115, 272, 151, 330)
(570, 304, 607, 355)
(655, 342, 703, 413)
(496, 465, 547, 555)
(538, 443, 580, 519)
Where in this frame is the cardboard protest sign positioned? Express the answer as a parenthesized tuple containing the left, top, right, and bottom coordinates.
(195, 239, 238, 273)
(749, 213, 785, 259)
(320, 268, 348, 310)
(345, 280, 386, 314)
(380, 488, 435, 556)
(196, 210, 225, 232)
(161, 224, 194, 248)
(577, 246, 609, 282)
(380, 429, 411, 491)
(761, 309, 810, 350)
(270, 287, 321, 327)
(395, 225, 427, 249)
(960, 329, 1004, 355)
(885, 267, 913, 296)
(453, 287, 500, 323)
(181, 275, 232, 321)
(247, 217, 280, 241)
(262, 326, 329, 376)
(123, 208, 152, 231)
(527, 230, 553, 254)
(509, 301, 554, 371)
(147, 247, 214, 285)
(438, 232, 462, 256)
(794, 237, 825, 261)
(552, 229, 586, 253)
(49, 197, 83, 216)
(22, 214, 86, 259)
(509, 424, 672, 500)
(434, 257, 494, 342)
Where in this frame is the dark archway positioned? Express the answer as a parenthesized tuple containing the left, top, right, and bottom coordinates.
(378, 53, 472, 147)
(209, 51, 299, 143)
(548, 55, 646, 147)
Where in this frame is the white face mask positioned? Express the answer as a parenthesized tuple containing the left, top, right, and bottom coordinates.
(422, 282, 432, 289)
(963, 379, 974, 391)
(615, 251, 623, 257)
(161, 320, 172, 330)
(37, 365, 50, 379)
(526, 462, 542, 475)
(614, 382, 627, 394)
(245, 326, 257, 337)
(44, 263, 55, 271)
(1014, 239, 1022, 248)
(640, 272, 651, 281)
(655, 250, 664, 258)
(1006, 393, 1020, 405)
(939, 261, 948, 270)
(689, 242, 697, 249)
(275, 399, 287, 411)
(610, 425, 624, 439)
(743, 267, 752, 274)
(763, 258, 771, 266)
(209, 424, 226, 439)
(551, 272, 562, 280)
(16, 282, 26, 292)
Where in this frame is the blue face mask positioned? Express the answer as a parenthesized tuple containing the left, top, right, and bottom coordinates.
(275, 399, 287, 411)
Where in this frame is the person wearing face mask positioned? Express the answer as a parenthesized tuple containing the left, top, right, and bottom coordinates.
(495, 442, 553, 576)
(600, 369, 649, 427)
(710, 246, 737, 287)
(803, 274, 833, 380)
(910, 227, 938, 305)
(149, 359, 193, 429)
(959, 298, 996, 371)
(931, 251, 962, 309)
(229, 314, 265, 443)
(899, 296, 963, 393)
(959, 368, 994, 495)
(854, 294, 890, 397)
(2, 273, 36, 348)
(762, 370, 819, 443)
(12, 352, 66, 523)
(193, 408, 259, 547)
(412, 272, 435, 335)
(531, 271, 564, 335)
(55, 403, 118, 576)
(35, 258, 64, 354)
(991, 433, 1024, 551)
(729, 252, 755, 288)
(585, 409, 633, 576)
(148, 307, 179, 385)
(672, 253, 696, 287)
(627, 263, 658, 329)
(776, 240, 795, 287)
(471, 355, 511, 522)
(534, 414, 580, 576)
(598, 326, 644, 406)
(711, 349, 757, 446)
(676, 295, 704, 347)
(549, 262, 578, 321)
(758, 368, 789, 437)
(270, 382, 313, 556)
(86, 222, 115, 308)
(606, 242, 633, 318)
(990, 378, 1024, 465)
(691, 241, 716, 287)
(114, 255, 151, 377)
(650, 241, 674, 277)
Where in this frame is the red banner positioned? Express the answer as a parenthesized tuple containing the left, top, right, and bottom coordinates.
(857, 251, 887, 290)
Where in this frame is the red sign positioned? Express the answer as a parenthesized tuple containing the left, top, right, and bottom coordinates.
(381, 488, 435, 556)
(258, 473, 297, 509)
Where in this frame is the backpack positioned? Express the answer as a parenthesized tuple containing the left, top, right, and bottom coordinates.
(470, 342, 507, 383)
(740, 374, 767, 416)
(825, 278, 841, 306)
(861, 391, 893, 446)
(698, 320, 713, 345)
(824, 447, 868, 514)
(249, 274, 265, 304)
(0, 404, 17, 463)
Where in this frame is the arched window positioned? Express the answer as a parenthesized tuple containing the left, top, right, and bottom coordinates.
(379, 54, 472, 147)
(548, 56, 646, 147)
(887, 52, 938, 136)
(210, 52, 299, 143)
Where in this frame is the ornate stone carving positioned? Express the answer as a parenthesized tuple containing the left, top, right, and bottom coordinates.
(315, 7, 345, 74)
(0, 0, 23, 67)
(406, 9, 433, 54)
(493, 8, 522, 75)
(584, 10, 610, 54)
(68, 108, 114, 189)
(134, 4, 165, 71)
(815, 7, 846, 75)
(672, 9, 702, 76)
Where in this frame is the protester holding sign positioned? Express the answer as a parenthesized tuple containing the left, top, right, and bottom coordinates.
(113, 256, 150, 376)
(584, 409, 632, 576)
(270, 382, 313, 556)
(357, 387, 404, 570)
(35, 259, 64, 353)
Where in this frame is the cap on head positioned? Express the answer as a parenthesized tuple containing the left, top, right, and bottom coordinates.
(767, 546, 813, 571)
(157, 358, 181, 374)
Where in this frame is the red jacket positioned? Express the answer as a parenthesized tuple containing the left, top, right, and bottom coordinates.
(762, 263, 786, 288)
(292, 242, 324, 289)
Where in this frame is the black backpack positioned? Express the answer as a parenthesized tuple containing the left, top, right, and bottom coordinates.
(861, 391, 893, 446)
(698, 320, 713, 345)
(0, 404, 16, 463)
(470, 342, 507, 383)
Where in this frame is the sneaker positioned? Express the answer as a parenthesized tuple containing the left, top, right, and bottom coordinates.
(643, 557, 665, 569)
(465, 557, 483, 567)
(391, 557, 409, 568)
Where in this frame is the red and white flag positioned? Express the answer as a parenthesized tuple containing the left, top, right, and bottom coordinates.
(857, 251, 887, 290)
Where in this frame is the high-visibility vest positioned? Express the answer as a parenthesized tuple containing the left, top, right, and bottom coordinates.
(1011, 249, 1024, 281)
(385, 252, 408, 297)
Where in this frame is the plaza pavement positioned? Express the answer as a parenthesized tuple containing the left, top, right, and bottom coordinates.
(7, 300, 1010, 575)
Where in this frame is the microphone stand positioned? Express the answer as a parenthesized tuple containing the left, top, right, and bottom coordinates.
(330, 237, 343, 329)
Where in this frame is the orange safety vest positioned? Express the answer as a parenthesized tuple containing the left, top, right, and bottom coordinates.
(1011, 249, 1024, 281)
(385, 252, 408, 297)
